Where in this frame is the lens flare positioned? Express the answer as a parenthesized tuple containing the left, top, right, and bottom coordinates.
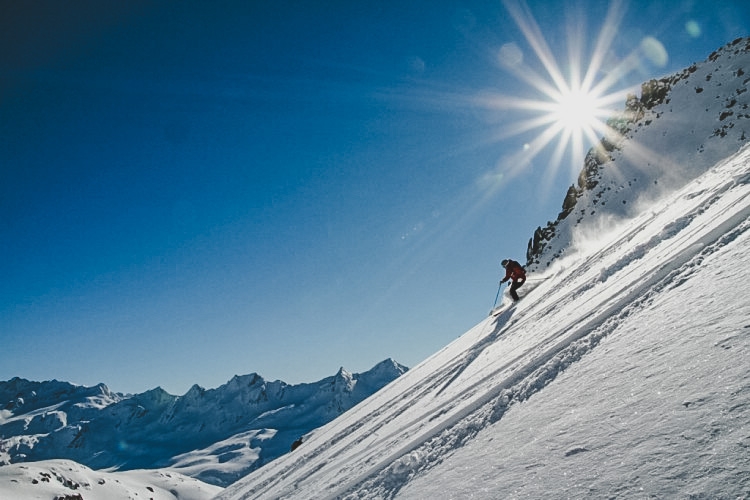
(478, 0, 645, 193)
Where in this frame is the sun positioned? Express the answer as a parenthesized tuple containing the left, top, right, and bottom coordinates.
(541, 78, 621, 170)
(478, 0, 638, 189)
(552, 86, 601, 135)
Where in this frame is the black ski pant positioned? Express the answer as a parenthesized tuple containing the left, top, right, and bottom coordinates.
(509, 277, 526, 301)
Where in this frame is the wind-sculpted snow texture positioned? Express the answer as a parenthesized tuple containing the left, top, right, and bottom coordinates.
(0, 359, 406, 487)
(218, 44, 750, 500)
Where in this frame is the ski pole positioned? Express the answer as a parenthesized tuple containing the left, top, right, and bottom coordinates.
(490, 281, 502, 312)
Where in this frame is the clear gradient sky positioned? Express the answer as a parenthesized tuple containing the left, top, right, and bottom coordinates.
(2, 1, 748, 395)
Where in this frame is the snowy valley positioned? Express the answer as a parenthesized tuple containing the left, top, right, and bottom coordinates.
(2, 37, 750, 500)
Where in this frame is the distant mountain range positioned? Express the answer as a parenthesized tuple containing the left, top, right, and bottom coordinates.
(0, 358, 407, 486)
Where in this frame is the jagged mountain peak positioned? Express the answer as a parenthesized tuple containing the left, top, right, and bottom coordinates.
(183, 383, 207, 400)
(227, 372, 266, 388)
(334, 366, 353, 379)
(370, 357, 409, 376)
(136, 386, 177, 407)
(332, 367, 355, 392)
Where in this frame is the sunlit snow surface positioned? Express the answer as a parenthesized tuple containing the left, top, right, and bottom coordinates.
(219, 143, 750, 499)
(0, 459, 221, 500)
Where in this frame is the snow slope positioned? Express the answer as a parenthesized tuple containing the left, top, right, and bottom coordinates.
(219, 125, 750, 500)
(0, 459, 221, 500)
(217, 41, 750, 500)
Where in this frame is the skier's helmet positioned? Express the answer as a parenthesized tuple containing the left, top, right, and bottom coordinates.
(501, 259, 509, 267)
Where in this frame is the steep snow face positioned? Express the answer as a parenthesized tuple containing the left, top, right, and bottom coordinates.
(219, 141, 750, 500)
(399, 215, 750, 499)
(216, 54, 750, 499)
(0, 359, 407, 487)
(528, 37, 750, 270)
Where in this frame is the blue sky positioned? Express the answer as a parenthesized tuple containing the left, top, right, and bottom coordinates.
(2, 0, 748, 395)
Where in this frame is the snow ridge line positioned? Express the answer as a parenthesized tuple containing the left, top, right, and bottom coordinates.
(326, 176, 750, 500)
(519, 146, 750, 333)
(572, 144, 748, 281)
(221, 345, 484, 499)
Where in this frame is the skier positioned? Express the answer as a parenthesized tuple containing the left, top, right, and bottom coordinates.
(500, 259, 526, 301)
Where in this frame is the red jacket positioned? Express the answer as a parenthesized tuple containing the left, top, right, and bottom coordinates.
(502, 260, 526, 283)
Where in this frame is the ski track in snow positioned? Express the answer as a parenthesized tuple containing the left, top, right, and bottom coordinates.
(218, 144, 750, 500)
(400, 226, 750, 498)
(336, 148, 750, 500)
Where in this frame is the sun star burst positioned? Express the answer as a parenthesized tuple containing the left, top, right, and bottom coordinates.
(552, 86, 600, 132)
(480, 0, 639, 193)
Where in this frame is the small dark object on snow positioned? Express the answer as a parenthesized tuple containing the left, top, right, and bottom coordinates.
(291, 437, 303, 452)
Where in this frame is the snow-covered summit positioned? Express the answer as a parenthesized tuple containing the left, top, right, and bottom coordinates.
(0, 359, 407, 487)
(1, 377, 121, 414)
